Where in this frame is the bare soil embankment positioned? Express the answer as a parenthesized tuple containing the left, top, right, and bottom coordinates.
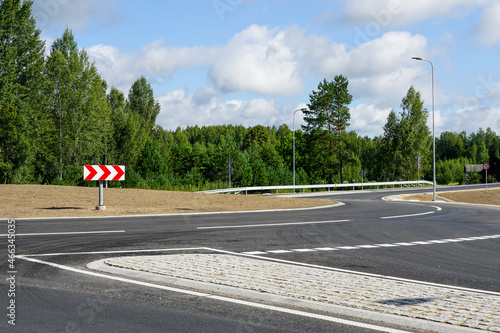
(0, 185, 334, 218)
(402, 188, 500, 205)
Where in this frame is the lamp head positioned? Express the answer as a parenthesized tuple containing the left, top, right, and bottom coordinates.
(412, 57, 423, 61)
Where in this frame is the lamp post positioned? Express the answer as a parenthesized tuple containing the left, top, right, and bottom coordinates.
(412, 57, 436, 201)
(293, 108, 306, 191)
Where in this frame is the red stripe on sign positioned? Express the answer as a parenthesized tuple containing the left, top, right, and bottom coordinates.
(112, 165, 125, 181)
(100, 165, 111, 181)
(84, 165, 98, 181)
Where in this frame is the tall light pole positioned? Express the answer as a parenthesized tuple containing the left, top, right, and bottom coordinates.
(412, 57, 436, 201)
(293, 108, 307, 191)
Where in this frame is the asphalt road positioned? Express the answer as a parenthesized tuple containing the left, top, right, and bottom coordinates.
(1, 184, 500, 332)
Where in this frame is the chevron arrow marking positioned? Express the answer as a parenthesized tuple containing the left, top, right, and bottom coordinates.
(84, 165, 125, 181)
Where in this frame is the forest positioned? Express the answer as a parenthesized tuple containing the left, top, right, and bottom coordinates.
(1, 0, 499, 191)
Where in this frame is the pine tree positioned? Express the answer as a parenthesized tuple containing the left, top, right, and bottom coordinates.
(303, 75, 352, 183)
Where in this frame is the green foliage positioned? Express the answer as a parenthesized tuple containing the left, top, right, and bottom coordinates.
(380, 86, 431, 181)
(44, 28, 111, 182)
(3, 5, 500, 191)
(303, 75, 353, 183)
(244, 125, 270, 149)
(0, 0, 46, 183)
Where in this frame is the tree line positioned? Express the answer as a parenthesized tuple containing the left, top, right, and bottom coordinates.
(1, 0, 499, 190)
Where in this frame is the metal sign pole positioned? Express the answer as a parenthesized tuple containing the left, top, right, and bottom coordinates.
(486, 169, 488, 192)
(96, 180, 106, 210)
(483, 163, 490, 193)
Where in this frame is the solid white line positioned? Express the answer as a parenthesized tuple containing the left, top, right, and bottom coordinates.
(19, 256, 410, 333)
(380, 211, 435, 219)
(241, 251, 268, 255)
(197, 220, 350, 230)
(21, 247, 207, 257)
(0, 230, 126, 237)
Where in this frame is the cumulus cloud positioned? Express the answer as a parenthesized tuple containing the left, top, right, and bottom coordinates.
(209, 25, 303, 96)
(85, 24, 432, 133)
(350, 104, 393, 137)
(157, 88, 288, 130)
(449, 105, 500, 134)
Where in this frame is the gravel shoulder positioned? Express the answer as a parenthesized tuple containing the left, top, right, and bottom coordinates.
(0, 184, 334, 218)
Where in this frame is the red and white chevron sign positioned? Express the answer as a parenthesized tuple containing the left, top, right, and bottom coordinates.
(83, 165, 125, 181)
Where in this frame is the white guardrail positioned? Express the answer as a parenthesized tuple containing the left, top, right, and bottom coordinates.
(199, 180, 434, 194)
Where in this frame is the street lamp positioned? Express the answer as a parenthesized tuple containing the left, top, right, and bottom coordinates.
(293, 108, 307, 191)
(412, 57, 436, 201)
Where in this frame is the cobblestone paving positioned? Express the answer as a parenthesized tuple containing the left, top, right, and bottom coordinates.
(104, 254, 500, 332)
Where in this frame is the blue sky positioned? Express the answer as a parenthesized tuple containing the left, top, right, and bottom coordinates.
(32, 0, 500, 137)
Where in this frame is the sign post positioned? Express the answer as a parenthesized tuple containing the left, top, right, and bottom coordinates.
(84, 165, 125, 210)
(483, 163, 490, 192)
(359, 170, 366, 190)
(228, 158, 233, 189)
(416, 156, 422, 186)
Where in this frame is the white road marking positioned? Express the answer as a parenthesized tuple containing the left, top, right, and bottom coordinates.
(18, 255, 411, 333)
(380, 211, 435, 219)
(197, 220, 350, 230)
(22, 247, 206, 257)
(381, 205, 442, 220)
(240, 234, 500, 255)
(0, 230, 126, 237)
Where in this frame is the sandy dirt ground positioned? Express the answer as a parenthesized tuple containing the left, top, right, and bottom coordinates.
(402, 188, 500, 205)
(1, 185, 498, 219)
(0, 185, 334, 218)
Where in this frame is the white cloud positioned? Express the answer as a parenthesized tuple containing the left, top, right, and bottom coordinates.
(33, 0, 124, 31)
(85, 24, 433, 132)
(350, 104, 392, 137)
(209, 25, 303, 96)
(470, 2, 500, 45)
(447, 105, 500, 134)
(342, 0, 487, 27)
(157, 88, 288, 130)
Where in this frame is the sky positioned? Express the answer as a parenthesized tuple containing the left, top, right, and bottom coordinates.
(31, 0, 500, 138)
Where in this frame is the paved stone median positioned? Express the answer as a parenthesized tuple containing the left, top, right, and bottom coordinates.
(103, 254, 500, 332)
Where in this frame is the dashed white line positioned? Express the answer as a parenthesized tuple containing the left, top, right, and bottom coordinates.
(240, 234, 500, 255)
(314, 247, 337, 251)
